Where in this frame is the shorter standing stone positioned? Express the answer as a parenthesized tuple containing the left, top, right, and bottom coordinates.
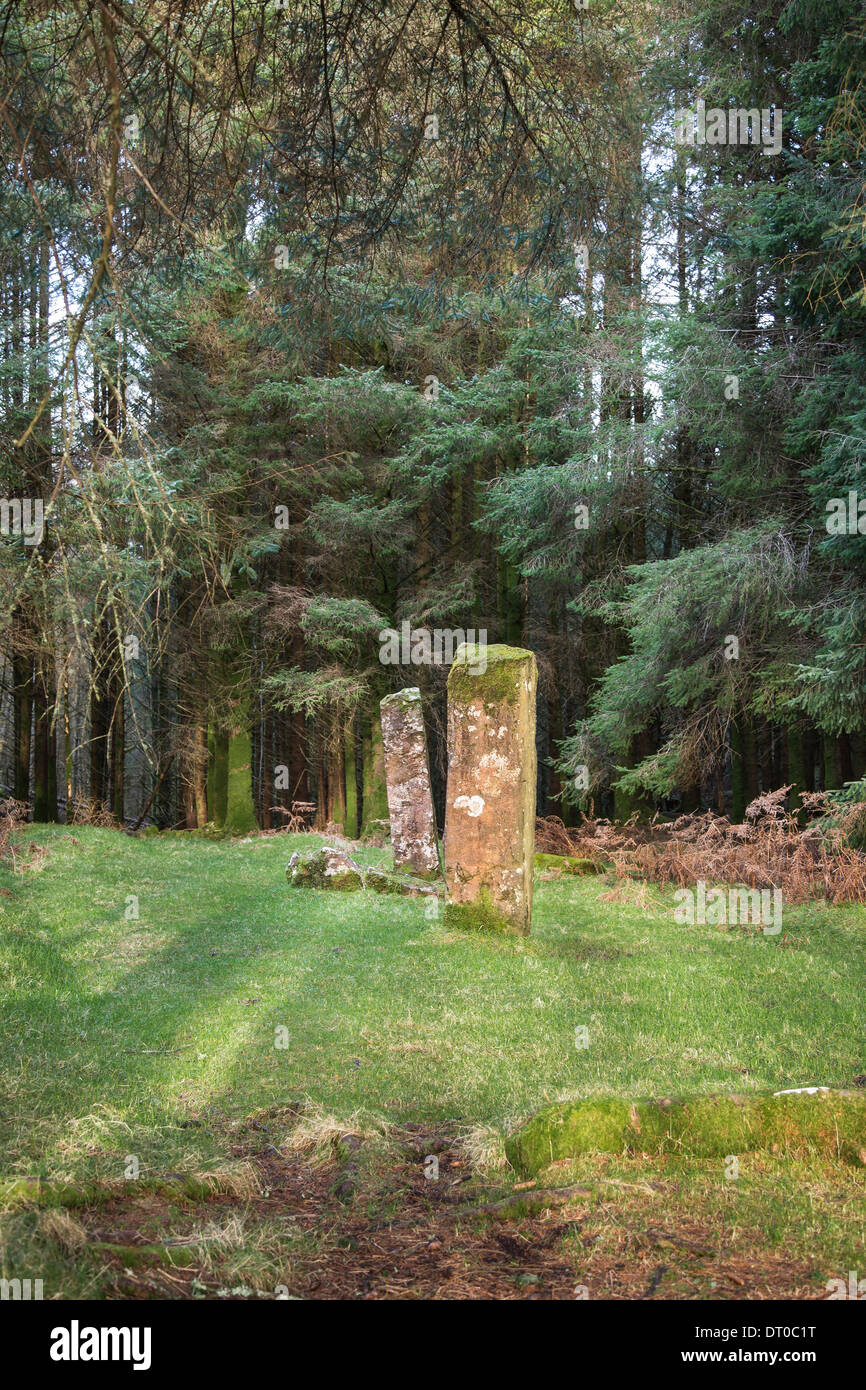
(444, 643, 537, 934)
(379, 688, 440, 878)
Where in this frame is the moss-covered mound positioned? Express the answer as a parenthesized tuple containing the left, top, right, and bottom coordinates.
(534, 853, 597, 875)
(505, 1090, 866, 1175)
(0, 1171, 241, 1211)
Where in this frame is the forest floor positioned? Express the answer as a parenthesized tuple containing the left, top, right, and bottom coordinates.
(1, 826, 864, 1299)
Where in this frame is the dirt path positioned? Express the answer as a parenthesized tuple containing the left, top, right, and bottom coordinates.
(73, 1125, 823, 1301)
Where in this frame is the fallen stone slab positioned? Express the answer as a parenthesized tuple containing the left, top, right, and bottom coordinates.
(380, 688, 440, 879)
(364, 866, 440, 897)
(505, 1090, 866, 1175)
(286, 847, 365, 891)
(444, 643, 537, 934)
(286, 850, 441, 897)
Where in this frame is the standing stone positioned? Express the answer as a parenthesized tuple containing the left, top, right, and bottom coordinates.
(444, 643, 537, 934)
(379, 688, 440, 879)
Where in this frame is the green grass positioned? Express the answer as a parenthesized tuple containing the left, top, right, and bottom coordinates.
(1, 826, 864, 1187)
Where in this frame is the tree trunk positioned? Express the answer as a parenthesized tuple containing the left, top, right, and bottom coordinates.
(823, 733, 843, 792)
(193, 717, 208, 827)
(32, 652, 57, 820)
(353, 706, 364, 839)
(326, 719, 347, 828)
(111, 681, 124, 821)
(730, 721, 746, 821)
(13, 646, 32, 804)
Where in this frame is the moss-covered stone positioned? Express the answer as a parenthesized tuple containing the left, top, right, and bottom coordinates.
(381, 687, 424, 712)
(209, 726, 229, 828)
(286, 848, 365, 891)
(506, 1099, 633, 1174)
(534, 853, 597, 875)
(286, 851, 440, 896)
(505, 1090, 866, 1175)
(364, 866, 440, 897)
(447, 642, 533, 709)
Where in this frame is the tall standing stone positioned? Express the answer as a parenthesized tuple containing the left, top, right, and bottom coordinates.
(379, 688, 440, 879)
(444, 643, 537, 934)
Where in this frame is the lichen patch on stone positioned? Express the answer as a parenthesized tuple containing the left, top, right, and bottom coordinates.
(453, 794, 485, 817)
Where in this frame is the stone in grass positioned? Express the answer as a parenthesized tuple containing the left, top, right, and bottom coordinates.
(505, 1090, 866, 1176)
(286, 848, 364, 891)
(379, 688, 441, 879)
(533, 853, 597, 875)
(444, 643, 537, 935)
(286, 850, 438, 898)
(364, 866, 440, 898)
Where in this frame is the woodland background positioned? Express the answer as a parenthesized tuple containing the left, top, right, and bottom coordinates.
(1, 0, 864, 835)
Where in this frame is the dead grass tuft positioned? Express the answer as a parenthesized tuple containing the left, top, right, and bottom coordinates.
(38, 1207, 89, 1254)
(462, 1123, 509, 1180)
(197, 1162, 260, 1200)
(281, 1105, 390, 1165)
(0, 798, 29, 860)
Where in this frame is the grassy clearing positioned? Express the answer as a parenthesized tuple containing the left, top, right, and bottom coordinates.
(1, 826, 864, 1182)
(0, 825, 863, 1297)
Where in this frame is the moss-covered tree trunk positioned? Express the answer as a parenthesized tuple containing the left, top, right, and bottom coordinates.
(209, 726, 229, 828)
(361, 715, 388, 833)
(225, 727, 256, 833)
